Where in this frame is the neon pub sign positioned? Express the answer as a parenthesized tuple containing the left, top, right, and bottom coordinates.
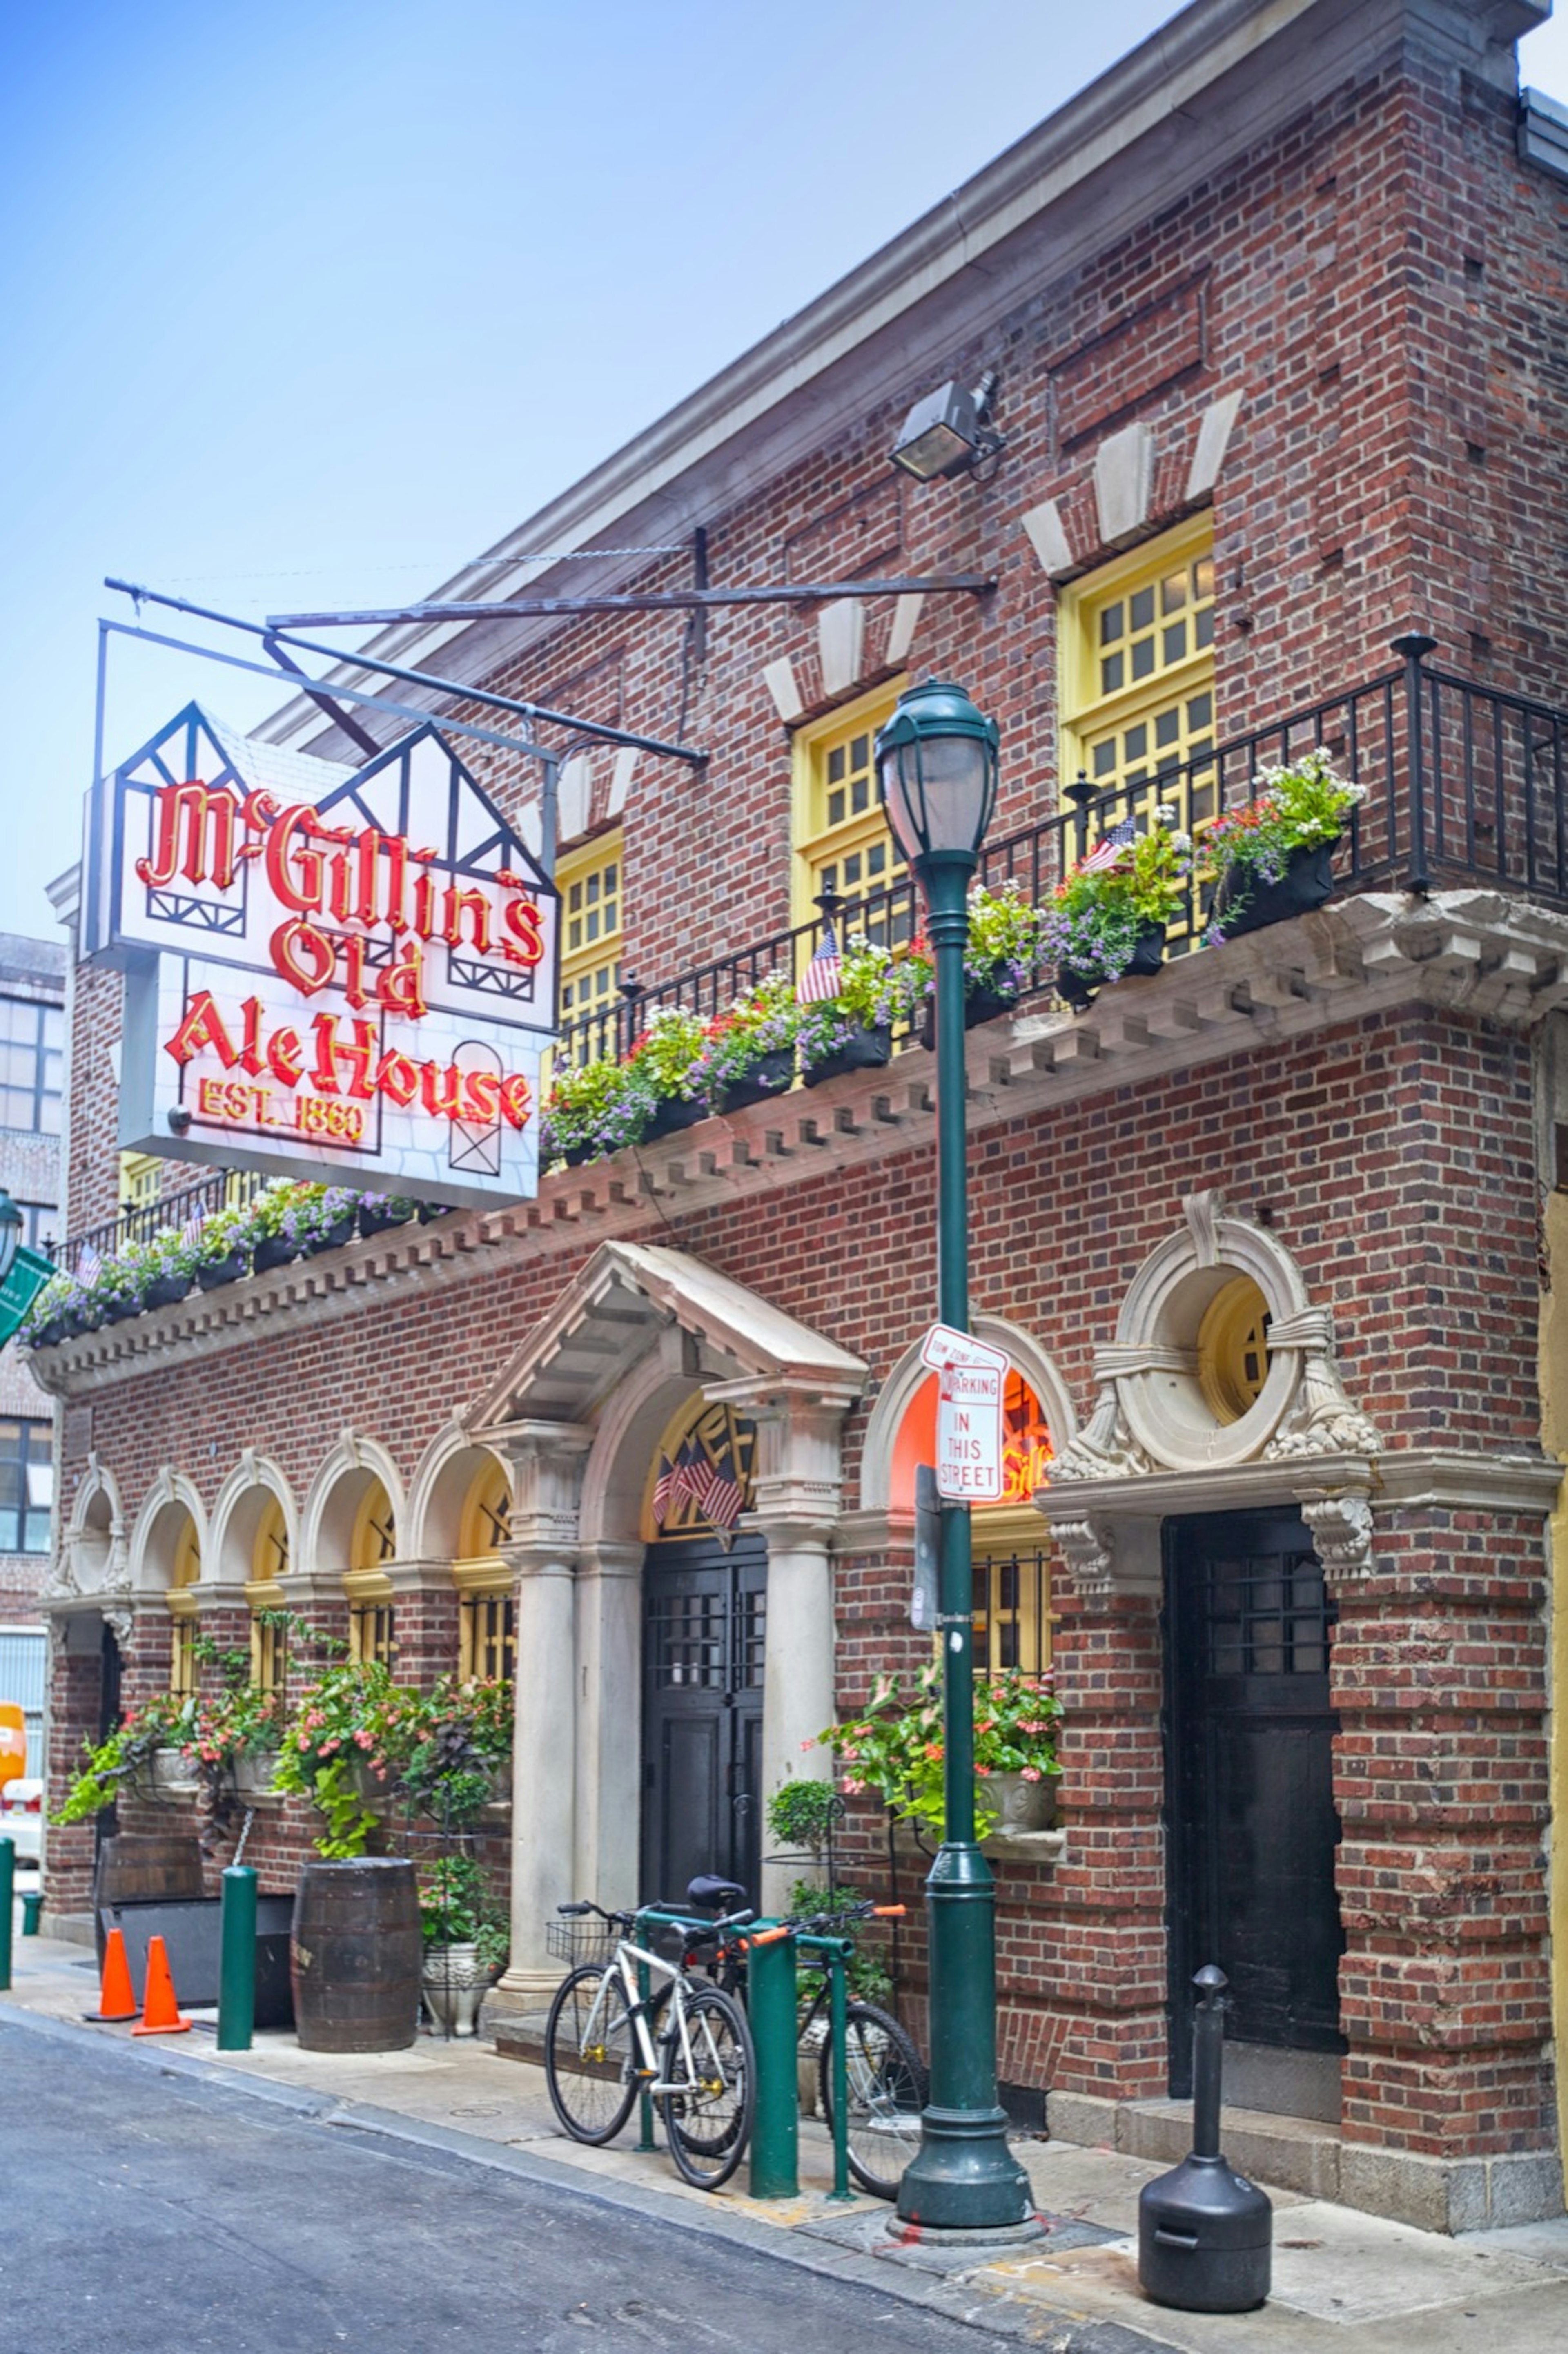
(83, 704, 560, 1205)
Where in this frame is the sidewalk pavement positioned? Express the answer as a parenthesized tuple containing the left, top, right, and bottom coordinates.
(6, 1919, 1568, 2352)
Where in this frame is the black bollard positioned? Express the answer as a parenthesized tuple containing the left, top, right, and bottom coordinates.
(1137, 1966, 1272, 2313)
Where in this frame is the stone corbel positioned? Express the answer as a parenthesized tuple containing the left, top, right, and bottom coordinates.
(1050, 1513, 1118, 1601)
(1264, 1309, 1382, 1461)
(1298, 1489, 1375, 1583)
(478, 1419, 594, 1561)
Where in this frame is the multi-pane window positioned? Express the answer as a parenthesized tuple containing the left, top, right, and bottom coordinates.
(350, 1603, 397, 1668)
(557, 831, 624, 1047)
(972, 1550, 1054, 1676)
(170, 1515, 200, 1697)
(460, 1594, 515, 1683)
(120, 1154, 163, 1213)
(1061, 521, 1218, 845)
(14, 1201, 51, 1253)
(251, 1611, 287, 1695)
(0, 996, 62, 1135)
(792, 687, 910, 940)
(0, 1420, 51, 1554)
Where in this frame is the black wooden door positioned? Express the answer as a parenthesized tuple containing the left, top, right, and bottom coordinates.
(1165, 1513, 1344, 2098)
(640, 1534, 766, 1908)
(96, 1621, 124, 1854)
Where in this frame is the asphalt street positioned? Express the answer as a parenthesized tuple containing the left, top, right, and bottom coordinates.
(1, 2018, 1100, 2354)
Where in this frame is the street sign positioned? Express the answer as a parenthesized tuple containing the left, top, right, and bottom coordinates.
(0, 1246, 53, 1349)
(921, 1323, 1009, 1502)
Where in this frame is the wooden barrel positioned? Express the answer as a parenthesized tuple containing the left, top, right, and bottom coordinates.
(290, 1858, 421, 2053)
(93, 1835, 205, 1962)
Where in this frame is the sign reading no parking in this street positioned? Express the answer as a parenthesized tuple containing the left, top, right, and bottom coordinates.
(920, 1323, 1010, 1504)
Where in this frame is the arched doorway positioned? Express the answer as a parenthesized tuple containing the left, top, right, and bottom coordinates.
(638, 1397, 764, 1906)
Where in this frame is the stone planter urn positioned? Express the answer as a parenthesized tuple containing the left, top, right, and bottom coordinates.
(981, 1771, 1058, 1834)
(421, 1942, 491, 2038)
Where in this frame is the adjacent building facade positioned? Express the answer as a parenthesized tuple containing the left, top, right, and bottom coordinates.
(33, 0, 1568, 2233)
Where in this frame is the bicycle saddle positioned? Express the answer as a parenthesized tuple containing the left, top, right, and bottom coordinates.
(686, 1874, 747, 1912)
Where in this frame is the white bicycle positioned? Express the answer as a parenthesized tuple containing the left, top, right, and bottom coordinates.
(543, 1899, 764, 2191)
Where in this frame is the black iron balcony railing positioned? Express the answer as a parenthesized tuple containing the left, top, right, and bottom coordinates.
(53, 642, 1568, 1272)
(555, 640, 1568, 1070)
(54, 1167, 272, 1281)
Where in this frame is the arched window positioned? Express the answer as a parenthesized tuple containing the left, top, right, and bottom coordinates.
(890, 1368, 1056, 1673)
(346, 1480, 397, 1668)
(455, 1457, 514, 1681)
(249, 1497, 290, 1691)
(641, 1397, 757, 1547)
(169, 1514, 200, 1698)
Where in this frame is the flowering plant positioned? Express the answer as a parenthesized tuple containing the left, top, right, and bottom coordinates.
(1040, 816, 1191, 995)
(54, 1693, 193, 1823)
(691, 972, 801, 1103)
(1203, 749, 1365, 942)
(419, 1852, 509, 1971)
(396, 1674, 515, 1829)
(814, 1661, 1062, 1840)
(624, 1004, 708, 1102)
(797, 933, 931, 1071)
(541, 1051, 659, 1164)
(960, 878, 1048, 1000)
(272, 1660, 421, 1857)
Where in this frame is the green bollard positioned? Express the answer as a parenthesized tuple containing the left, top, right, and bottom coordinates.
(634, 1914, 657, 2152)
(827, 1944, 852, 2201)
(0, 1837, 12, 1992)
(21, 1891, 41, 1936)
(217, 1864, 257, 2051)
(746, 1924, 799, 2200)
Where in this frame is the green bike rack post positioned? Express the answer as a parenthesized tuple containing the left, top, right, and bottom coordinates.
(746, 1923, 797, 2200)
(799, 1931, 854, 2202)
(218, 1864, 258, 2051)
(633, 1909, 666, 2152)
(21, 1890, 41, 1936)
(0, 1837, 13, 1992)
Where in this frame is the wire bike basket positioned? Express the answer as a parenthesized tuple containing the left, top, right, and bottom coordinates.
(546, 1915, 619, 1967)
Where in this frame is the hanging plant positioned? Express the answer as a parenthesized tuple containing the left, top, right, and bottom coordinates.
(1040, 816, 1191, 1004)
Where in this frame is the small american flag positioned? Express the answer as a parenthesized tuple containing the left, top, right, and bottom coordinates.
(76, 1246, 102, 1287)
(704, 1470, 745, 1530)
(651, 1464, 676, 1526)
(796, 923, 843, 1005)
(180, 1209, 205, 1249)
(1080, 816, 1138, 874)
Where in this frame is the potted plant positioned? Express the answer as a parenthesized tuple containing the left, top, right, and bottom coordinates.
(694, 972, 801, 1114)
(299, 1184, 361, 1256)
(395, 1673, 515, 1826)
(137, 1224, 200, 1313)
(247, 1181, 314, 1273)
(23, 1272, 71, 1349)
(813, 1660, 1062, 1841)
(798, 934, 931, 1087)
(54, 1692, 192, 1823)
(1041, 815, 1192, 1009)
(418, 1853, 508, 2037)
(1203, 748, 1366, 942)
(624, 1004, 709, 1142)
(918, 878, 1046, 1046)
(357, 1192, 419, 1239)
(195, 1206, 252, 1289)
(541, 1051, 657, 1168)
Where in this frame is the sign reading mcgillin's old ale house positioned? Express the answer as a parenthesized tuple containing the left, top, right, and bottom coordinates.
(81, 704, 560, 1206)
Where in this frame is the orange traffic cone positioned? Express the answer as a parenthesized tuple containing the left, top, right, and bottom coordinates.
(97, 1927, 138, 2022)
(132, 1934, 190, 2036)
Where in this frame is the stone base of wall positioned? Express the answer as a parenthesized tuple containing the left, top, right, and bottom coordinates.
(1047, 2089, 1565, 2233)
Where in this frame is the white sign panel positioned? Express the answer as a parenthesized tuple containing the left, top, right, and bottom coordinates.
(83, 702, 559, 1207)
(921, 1323, 1009, 1502)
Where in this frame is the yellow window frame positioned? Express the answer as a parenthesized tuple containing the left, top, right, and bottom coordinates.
(557, 827, 624, 1041)
(969, 1508, 1058, 1678)
(788, 679, 908, 933)
(1058, 515, 1218, 841)
(120, 1152, 163, 1213)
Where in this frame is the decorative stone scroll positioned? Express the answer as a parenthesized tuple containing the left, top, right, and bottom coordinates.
(1298, 1491, 1375, 1582)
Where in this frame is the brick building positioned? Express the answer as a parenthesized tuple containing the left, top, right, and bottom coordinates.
(0, 931, 65, 1648)
(31, 0, 1568, 2232)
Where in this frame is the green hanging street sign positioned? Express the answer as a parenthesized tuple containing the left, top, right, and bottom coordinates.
(0, 1245, 54, 1349)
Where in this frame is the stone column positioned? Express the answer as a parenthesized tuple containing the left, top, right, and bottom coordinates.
(485, 1420, 593, 2007)
(709, 1375, 860, 1915)
(572, 1540, 644, 1908)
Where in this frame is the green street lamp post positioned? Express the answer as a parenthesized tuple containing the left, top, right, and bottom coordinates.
(876, 680, 1036, 2234)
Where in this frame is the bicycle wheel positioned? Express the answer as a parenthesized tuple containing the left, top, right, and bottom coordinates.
(819, 2001, 926, 2200)
(659, 1985, 755, 2190)
(544, 1964, 639, 2145)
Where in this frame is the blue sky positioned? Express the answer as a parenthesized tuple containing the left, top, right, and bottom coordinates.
(2, 1, 1565, 942)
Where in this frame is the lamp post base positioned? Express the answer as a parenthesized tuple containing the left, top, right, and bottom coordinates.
(895, 2105, 1040, 2234)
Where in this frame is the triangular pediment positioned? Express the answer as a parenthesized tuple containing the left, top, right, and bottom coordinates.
(468, 1241, 866, 1430)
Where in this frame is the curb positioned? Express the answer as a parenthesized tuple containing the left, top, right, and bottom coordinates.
(0, 1995, 1178, 2352)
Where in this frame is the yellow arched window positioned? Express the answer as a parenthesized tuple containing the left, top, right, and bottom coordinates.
(248, 1497, 290, 1691)
(169, 1514, 200, 1699)
(1198, 1277, 1272, 1423)
(346, 1480, 397, 1668)
(454, 1457, 514, 1681)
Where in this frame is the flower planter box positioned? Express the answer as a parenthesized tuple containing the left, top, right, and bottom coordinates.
(559, 1138, 604, 1168)
(980, 1771, 1058, 1835)
(714, 1049, 796, 1113)
(252, 1233, 301, 1274)
(801, 1025, 892, 1088)
(642, 1094, 708, 1144)
(101, 1296, 139, 1324)
(918, 983, 1020, 1051)
(303, 1218, 356, 1257)
(1057, 926, 1164, 1010)
(357, 1202, 414, 1240)
(1212, 838, 1335, 940)
(142, 1272, 193, 1313)
(32, 1317, 66, 1349)
(196, 1251, 247, 1291)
